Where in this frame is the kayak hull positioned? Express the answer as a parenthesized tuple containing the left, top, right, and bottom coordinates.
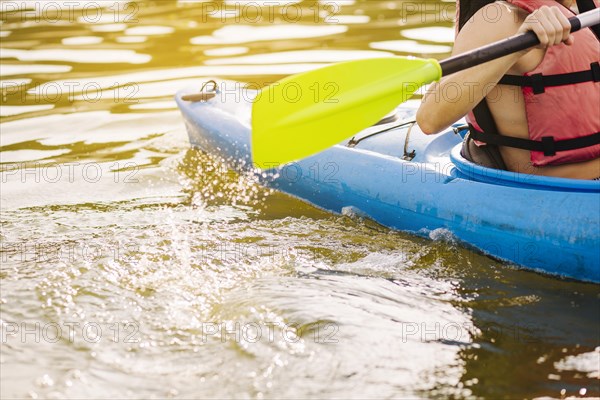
(176, 81, 600, 282)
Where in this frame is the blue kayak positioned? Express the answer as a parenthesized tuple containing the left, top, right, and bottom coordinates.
(176, 81, 600, 283)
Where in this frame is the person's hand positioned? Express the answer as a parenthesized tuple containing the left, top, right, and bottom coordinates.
(517, 6, 575, 47)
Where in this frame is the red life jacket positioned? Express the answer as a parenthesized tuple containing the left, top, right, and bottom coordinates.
(464, 0, 600, 166)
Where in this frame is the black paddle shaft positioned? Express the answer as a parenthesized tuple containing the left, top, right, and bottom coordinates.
(440, 8, 599, 76)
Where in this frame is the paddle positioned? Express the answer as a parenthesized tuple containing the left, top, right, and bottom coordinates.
(251, 8, 600, 169)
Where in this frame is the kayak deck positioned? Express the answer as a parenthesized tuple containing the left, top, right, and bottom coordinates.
(176, 81, 600, 282)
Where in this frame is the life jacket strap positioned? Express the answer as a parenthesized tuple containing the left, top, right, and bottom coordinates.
(500, 62, 600, 94)
(468, 127, 600, 156)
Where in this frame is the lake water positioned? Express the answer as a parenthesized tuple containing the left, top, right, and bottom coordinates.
(1, 1, 598, 398)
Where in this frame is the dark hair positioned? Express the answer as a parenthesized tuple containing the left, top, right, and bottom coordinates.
(458, 0, 496, 31)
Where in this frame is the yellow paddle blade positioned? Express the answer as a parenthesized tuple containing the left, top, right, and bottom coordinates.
(251, 57, 441, 169)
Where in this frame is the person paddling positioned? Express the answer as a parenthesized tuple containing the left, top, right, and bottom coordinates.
(417, 0, 600, 180)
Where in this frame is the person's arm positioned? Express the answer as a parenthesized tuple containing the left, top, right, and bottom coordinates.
(416, 3, 574, 134)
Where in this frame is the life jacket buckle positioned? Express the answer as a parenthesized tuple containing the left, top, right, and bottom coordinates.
(530, 73, 545, 94)
(591, 62, 600, 82)
(541, 136, 557, 156)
